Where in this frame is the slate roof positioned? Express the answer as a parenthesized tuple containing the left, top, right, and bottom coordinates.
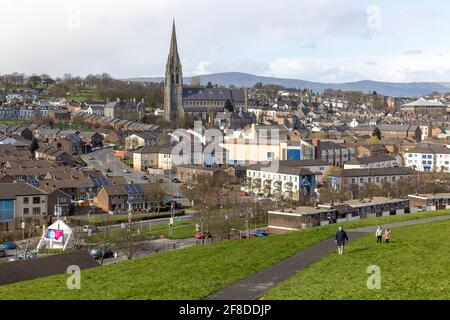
(406, 146, 450, 155)
(336, 167, 416, 177)
(182, 88, 245, 102)
(0, 182, 47, 200)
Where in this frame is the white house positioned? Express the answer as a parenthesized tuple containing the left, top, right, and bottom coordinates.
(404, 146, 450, 172)
(349, 119, 359, 128)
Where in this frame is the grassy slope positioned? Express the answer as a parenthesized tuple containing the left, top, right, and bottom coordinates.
(263, 220, 450, 300)
(0, 210, 449, 300)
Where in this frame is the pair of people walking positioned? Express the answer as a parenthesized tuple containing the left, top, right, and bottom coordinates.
(376, 226, 391, 244)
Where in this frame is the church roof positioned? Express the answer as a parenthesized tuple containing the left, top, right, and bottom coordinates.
(182, 88, 245, 102)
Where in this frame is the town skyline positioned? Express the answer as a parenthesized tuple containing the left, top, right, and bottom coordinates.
(1, 0, 450, 83)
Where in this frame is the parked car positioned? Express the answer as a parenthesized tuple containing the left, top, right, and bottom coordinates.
(82, 225, 99, 233)
(255, 231, 269, 237)
(89, 248, 115, 260)
(239, 191, 248, 196)
(1, 242, 17, 250)
(123, 168, 131, 173)
(171, 177, 181, 183)
(140, 175, 149, 180)
(88, 156, 96, 160)
(105, 168, 112, 173)
(162, 200, 182, 209)
(18, 251, 38, 260)
(0, 249, 7, 258)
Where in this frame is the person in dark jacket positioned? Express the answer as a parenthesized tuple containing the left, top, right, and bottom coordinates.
(335, 226, 349, 255)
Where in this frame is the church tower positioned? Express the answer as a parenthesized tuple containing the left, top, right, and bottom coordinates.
(164, 20, 184, 122)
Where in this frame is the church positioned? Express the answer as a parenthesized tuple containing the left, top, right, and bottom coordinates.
(164, 21, 248, 122)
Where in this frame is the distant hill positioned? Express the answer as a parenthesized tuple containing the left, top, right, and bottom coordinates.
(126, 72, 450, 97)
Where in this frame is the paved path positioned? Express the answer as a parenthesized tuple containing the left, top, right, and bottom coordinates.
(206, 214, 450, 300)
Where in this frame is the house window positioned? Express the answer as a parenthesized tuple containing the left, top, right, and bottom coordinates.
(23, 208, 29, 215)
(33, 197, 41, 204)
(23, 197, 29, 204)
(32, 207, 41, 215)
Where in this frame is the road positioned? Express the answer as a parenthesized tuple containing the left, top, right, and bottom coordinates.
(81, 147, 186, 199)
(81, 147, 145, 184)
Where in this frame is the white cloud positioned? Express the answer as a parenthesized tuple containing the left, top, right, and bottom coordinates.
(0, 0, 449, 83)
(265, 50, 450, 83)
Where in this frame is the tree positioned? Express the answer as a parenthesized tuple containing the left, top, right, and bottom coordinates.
(30, 138, 39, 153)
(254, 82, 263, 89)
(224, 100, 234, 112)
(148, 183, 167, 214)
(206, 81, 213, 88)
(368, 135, 380, 144)
(372, 127, 381, 140)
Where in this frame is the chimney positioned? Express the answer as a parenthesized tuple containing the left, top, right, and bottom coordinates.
(312, 139, 321, 159)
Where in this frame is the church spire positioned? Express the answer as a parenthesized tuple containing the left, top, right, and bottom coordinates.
(168, 19, 180, 65)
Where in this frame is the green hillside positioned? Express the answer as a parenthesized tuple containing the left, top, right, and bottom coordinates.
(264, 220, 450, 300)
(0, 210, 449, 300)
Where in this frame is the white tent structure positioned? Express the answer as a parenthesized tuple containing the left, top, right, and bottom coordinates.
(37, 220, 74, 251)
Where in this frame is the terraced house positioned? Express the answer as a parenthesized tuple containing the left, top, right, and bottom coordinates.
(404, 146, 450, 172)
(244, 161, 318, 200)
(0, 183, 48, 231)
(330, 167, 416, 188)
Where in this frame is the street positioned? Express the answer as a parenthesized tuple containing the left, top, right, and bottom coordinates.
(81, 147, 187, 199)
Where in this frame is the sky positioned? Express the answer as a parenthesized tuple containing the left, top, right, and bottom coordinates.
(1, 0, 450, 83)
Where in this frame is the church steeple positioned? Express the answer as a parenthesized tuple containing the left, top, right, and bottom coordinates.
(169, 20, 179, 62)
(164, 19, 184, 122)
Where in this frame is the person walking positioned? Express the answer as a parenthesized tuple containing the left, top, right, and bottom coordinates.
(335, 226, 349, 255)
(376, 226, 383, 244)
(384, 228, 391, 243)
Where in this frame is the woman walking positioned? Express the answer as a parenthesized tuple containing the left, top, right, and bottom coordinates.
(376, 226, 383, 244)
(384, 228, 391, 243)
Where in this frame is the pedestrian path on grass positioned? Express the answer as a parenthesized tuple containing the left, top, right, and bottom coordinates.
(206, 214, 450, 300)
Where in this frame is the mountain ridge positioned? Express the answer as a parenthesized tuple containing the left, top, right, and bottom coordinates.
(125, 72, 450, 97)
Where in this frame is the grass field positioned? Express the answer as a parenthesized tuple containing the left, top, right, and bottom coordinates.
(69, 210, 185, 227)
(0, 210, 449, 300)
(66, 88, 104, 103)
(263, 219, 450, 300)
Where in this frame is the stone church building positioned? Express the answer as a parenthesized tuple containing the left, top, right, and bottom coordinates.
(164, 21, 247, 122)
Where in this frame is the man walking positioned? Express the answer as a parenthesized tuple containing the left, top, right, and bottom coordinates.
(376, 225, 383, 244)
(335, 226, 349, 255)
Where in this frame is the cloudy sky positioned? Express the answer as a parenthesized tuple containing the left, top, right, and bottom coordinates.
(1, 0, 450, 83)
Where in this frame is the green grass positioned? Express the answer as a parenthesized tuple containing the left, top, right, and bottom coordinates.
(69, 211, 185, 227)
(263, 219, 450, 300)
(121, 158, 133, 167)
(0, 210, 449, 300)
(0, 119, 32, 126)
